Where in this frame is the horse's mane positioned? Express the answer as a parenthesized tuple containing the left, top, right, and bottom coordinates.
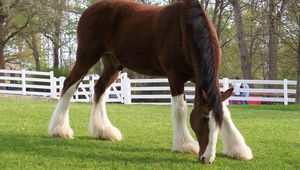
(187, 1, 223, 126)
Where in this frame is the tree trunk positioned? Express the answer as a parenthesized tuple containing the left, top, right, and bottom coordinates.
(31, 35, 41, 71)
(53, 42, 60, 69)
(199, 0, 209, 10)
(0, 1, 5, 70)
(52, 0, 64, 70)
(212, 0, 225, 39)
(216, 1, 225, 39)
(0, 43, 5, 86)
(268, 0, 279, 80)
(230, 0, 252, 79)
(53, 21, 61, 70)
(296, 33, 300, 104)
(0, 43, 5, 69)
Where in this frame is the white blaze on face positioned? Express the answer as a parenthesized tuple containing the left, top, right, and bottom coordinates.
(200, 111, 219, 163)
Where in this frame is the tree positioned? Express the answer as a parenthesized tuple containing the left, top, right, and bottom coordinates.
(25, 35, 41, 71)
(0, 0, 31, 69)
(0, 0, 5, 69)
(42, 0, 66, 70)
(30, 0, 86, 75)
(276, 0, 299, 103)
(211, 0, 230, 39)
(200, 0, 210, 10)
(230, 0, 252, 79)
(267, 0, 288, 80)
(296, 32, 300, 104)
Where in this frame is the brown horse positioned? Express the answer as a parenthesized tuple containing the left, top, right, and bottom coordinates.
(48, 0, 252, 164)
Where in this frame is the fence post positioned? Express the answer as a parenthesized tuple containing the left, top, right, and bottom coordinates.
(50, 71, 56, 98)
(283, 79, 288, 105)
(120, 73, 125, 104)
(21, 69, 26, 95)
(122, 73, 131, 104)
(223, 77, 230, 105)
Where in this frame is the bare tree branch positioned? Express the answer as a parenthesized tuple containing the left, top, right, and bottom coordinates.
(25, 38, 33, 50)
(221, 38, 233, 47)
(43, 33, 55, 44)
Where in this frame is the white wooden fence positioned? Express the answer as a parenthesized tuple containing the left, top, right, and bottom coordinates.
(0, 69, 297, 105)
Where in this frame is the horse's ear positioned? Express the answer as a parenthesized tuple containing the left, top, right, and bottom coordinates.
(201, 90, 208, 101)
(221, 88, 233, 101)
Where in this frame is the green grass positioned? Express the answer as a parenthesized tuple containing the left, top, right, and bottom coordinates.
(0, 98, 299, 169)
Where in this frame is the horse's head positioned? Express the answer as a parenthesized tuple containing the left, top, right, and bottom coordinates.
(190, 88, 233, 160)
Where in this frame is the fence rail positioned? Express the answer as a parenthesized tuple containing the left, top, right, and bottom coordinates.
(0, 69, 297, 105)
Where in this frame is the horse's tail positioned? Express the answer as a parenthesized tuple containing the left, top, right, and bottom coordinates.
(187, 1, 223, 126)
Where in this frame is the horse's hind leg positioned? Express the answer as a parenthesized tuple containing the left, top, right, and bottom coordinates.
(168, 74, 199, 154)
(89, 55, 122, 141)
(48, 47, 102, 139)
(220, 103, 253, 160)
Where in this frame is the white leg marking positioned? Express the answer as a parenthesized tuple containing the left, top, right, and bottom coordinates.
(89, 87, 122, 141)
(221, 103, 253, 160)
(200, 111, 219, 164)
(48, 81, 80, 139)
(172, 94, 199, 154)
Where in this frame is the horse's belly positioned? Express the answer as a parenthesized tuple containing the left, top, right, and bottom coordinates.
(116, 53, 166, 76)
(112, 33, 165, 75)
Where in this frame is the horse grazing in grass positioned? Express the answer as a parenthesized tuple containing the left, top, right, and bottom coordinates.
(48, 0, 253, 163)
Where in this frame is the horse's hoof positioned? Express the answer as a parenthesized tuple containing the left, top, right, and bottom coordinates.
(172, 140, 199, 154)
(181, 141, 199, 154)
(200, 153, 215, 164)
(105, 126, 122, 141)
(49, 127, 74, 139)
(52, 133, 74, 139)
(223, 145, 253, 160)
(91, 125, 122, 141)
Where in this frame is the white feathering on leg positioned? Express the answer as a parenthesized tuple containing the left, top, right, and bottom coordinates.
(48, 81, 80, 139)
(89, 87, 122, 141)
(171, 94, 199, 154)
(221, 103, 253, 160)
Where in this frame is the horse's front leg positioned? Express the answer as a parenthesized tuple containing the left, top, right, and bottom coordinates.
(220, 103, 253, 160)
(171, 94, 199, 154)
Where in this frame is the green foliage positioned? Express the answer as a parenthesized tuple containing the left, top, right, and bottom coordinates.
(89, 0, 98, 4)
(1, 0, 299, 81)
(206, 0, 299, 80)
(52, 67, 71, 77)
(0, 98, 299, 169)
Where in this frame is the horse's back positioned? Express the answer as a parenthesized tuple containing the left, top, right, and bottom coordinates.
(77, 0, 191, 76)
(78, 0, 160, 47)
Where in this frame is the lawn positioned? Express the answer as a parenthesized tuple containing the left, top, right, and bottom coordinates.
(0, 98, 299, 169)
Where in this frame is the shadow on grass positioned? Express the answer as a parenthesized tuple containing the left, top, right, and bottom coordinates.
(0, 133, 195, 165)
